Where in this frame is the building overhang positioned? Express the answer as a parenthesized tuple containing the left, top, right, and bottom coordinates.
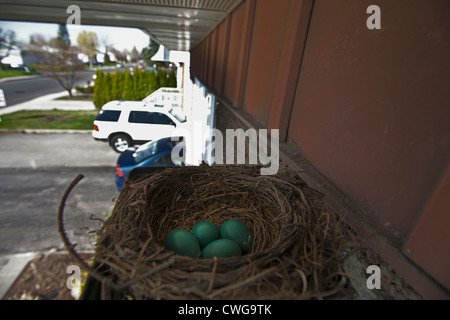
(0, 0, 244, 51)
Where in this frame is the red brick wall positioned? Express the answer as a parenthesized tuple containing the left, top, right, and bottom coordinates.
(190, 0, 450, 296)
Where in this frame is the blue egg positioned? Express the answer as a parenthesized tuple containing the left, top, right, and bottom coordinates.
(164, 229, 201, 258)
(192, 221, 220, 248)
(220, 219, 253, 253)
(201, 239, 242, 258)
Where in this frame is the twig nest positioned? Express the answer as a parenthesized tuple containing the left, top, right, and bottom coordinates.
(93, 165, 348, 299)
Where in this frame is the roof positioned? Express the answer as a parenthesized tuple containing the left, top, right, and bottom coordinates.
(0, 0, 245, 51)
(101, 100, 157, 109)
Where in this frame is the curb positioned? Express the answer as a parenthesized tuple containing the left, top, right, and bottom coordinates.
(0, 75, 43, 84)
(0, 129, 92, 134)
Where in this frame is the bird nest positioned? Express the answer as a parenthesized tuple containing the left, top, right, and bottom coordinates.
(60, 164, 349, 299)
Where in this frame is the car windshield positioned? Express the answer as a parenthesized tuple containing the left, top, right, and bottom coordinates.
(134, 140, 159, 162)
(169, 108, 187, 123)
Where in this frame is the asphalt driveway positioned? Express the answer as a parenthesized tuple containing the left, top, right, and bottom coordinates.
(0, 132, 119, 254)
(0, 131, 117, 169)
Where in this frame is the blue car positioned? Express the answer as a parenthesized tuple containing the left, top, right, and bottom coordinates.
(115, 136, 185, 191)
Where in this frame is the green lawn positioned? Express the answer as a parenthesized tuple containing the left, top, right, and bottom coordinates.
(55, 94, 94, 101)
(0, 109, 98, 130)
(0, 69, 41, 78)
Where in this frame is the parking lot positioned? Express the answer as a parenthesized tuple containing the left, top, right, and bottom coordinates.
(0, 132, 119, 254)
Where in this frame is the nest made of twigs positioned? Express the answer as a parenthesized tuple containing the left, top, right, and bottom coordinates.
(92, 164, 348, 299)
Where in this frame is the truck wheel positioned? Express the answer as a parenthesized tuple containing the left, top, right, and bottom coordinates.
(110, 134, 132, 153)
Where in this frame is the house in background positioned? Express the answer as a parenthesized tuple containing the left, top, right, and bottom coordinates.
(1, 43, 43, 67)
(1, 44, 23, 67)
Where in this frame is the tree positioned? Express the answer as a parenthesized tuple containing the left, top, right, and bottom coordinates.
(92, 68, 177, 107)
(141, 70, 157, 98)
(134, 69, 147, 99)
(111, 70, 124, 100)
(122, 68, 134, 100)
(30, 32, 83, 98)
(167, 71, 177, 88)
(110, 48, 125, 63)
(141, 38, 165, 67)
(100, 35, 112, 65)
(93, 69, 106, 108)
(130, 46, 140, 63)
(157, 69, 168, 87)
(121, 49, 130, 63)
(56, 24, 71, 49)
(77, 31, 98, 67)
(0, 28, 17, 70)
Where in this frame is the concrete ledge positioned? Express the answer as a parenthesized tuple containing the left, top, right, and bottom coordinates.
(0, 252, 37, 299)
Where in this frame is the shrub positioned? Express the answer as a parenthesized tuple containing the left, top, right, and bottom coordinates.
(93, 69, 105, 108)
(93, 68, 177, 109)
(75, 86, 94, 94)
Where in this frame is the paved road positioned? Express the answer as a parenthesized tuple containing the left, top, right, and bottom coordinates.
(0, 70, 95, 107)
(0, 132, 119, 254)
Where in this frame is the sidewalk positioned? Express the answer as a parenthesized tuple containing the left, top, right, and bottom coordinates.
(0, 91, 96, 116)
(0, 74, 43, 84)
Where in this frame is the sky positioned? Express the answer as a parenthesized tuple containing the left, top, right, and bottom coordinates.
(0, 20, 150, 52)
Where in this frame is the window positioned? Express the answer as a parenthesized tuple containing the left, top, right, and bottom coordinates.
(152, 113, 175, 126)
(153, 153, 176, 167)
(128, 111, 175, 126)
(128, 111, 151, 123)
(96, 110, 121, 122)
(134, 140, 159, 162)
